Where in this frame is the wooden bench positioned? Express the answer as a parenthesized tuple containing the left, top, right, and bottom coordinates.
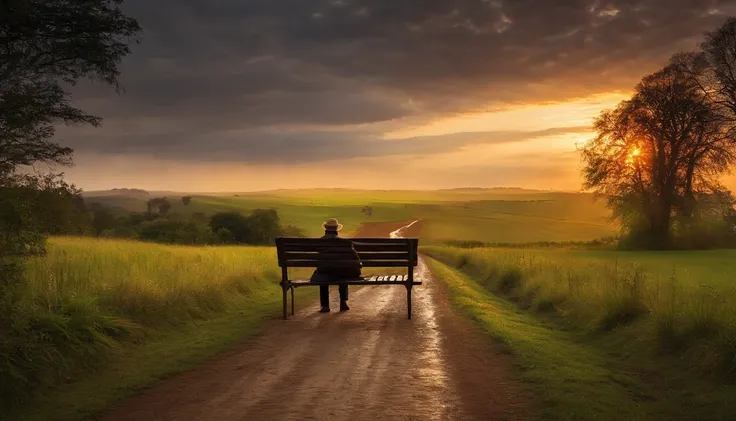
(276, 237, 421, 319)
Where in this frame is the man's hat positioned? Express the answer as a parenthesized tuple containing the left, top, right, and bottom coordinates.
(323, 218, 343, 231)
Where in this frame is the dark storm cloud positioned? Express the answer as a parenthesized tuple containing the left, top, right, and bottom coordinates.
(68, 0, 736, 159)
(60, 125, 590, 164)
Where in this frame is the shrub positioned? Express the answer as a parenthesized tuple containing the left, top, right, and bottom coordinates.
(210, 212, 250, 242)
(209, 209, 282, 245)
(535, 297, 557, 313)
(216, 227, 236, 244)
(100, 226, 137, 239)
(498, 267, 523, 294)
(138, 220, 215, 245)
(280, 225, 307, 238)
(597, 295, 647, 331)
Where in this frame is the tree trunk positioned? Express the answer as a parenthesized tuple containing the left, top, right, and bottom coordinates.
(682, 161, 696, 223)
(651, 191, 673, 249)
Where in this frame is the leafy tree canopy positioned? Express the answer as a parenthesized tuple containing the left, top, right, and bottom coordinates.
(582, 19, 736, 248)
(0, 0, 140, 286)
(0, 0, 140, 174)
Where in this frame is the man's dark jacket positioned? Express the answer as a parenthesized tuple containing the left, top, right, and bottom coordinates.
(310, 235, 362, 282)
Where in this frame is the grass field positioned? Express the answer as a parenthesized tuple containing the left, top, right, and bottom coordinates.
(2, 237, 292, 419)
(427, 259, 736, 421)
(498, 248, 736, 289)
(85, 188, 617, 242)
(423, 246, 736, 354)
(20, 188, 733, 419)
(423, 245, 736, 420)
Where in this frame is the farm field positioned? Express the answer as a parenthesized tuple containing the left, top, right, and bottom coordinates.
(421, 245, 736, 419)
(506, 248, 736, 289)
(426, 259, 736, 421)
(423, 244, 736, 326)
(429, 246, 736, 290)
(3, 237, 290, 419)
(85, 188, 616, 242)
(7, 197, 736, 420)
(423, 245, 736, 376)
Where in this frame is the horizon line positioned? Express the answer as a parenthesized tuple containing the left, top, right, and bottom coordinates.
(83, 186, 585, 195)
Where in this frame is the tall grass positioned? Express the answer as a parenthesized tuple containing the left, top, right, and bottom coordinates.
(423, 246, 736, 378)
(1, 237, 280, 414)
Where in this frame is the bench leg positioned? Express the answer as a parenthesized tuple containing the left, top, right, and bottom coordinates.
(282, 285, 288, 320)
(406, 285, 413, 320)
(290, 286, 295, 316)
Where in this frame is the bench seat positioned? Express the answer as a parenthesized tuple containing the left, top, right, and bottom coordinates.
(289, 275, 423, 287)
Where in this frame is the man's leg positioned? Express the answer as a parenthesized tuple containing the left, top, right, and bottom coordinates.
(319, 285, 330, 311)
(339, 284, 349, 311)
(339, 284, 348, 301)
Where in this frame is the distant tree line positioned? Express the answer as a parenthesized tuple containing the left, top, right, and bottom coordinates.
(147, 197, 172, 215)
(582, 18, 736, 249)
(87, 198, 307, 245)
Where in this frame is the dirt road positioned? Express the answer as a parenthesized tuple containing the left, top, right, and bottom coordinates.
(102, 225, 535, 421)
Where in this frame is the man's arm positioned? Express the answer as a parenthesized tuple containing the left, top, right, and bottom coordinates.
(348, 241, 362, 267)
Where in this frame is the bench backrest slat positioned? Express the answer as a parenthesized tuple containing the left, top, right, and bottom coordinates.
(283, 252, 411, 260)
(279, 244, 411, 252)
(280, 260, 414, 268)
(276, 237, 419, 268)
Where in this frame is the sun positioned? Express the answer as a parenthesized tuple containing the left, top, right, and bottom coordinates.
(626, 147, 642, 166)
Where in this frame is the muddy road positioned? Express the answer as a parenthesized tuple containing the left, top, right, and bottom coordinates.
(102, 224, 535, 421)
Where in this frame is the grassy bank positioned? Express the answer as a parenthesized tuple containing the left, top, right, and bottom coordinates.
(2, 237, 287, 419)
(423, 246, 736, 374)
(426, 259, 736, 420)
(424, 247, 736, 419)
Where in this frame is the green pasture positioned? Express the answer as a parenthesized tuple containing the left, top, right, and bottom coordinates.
(85, 188, 616, 241)
(424, 245, 736, 380)
(507, 248, 736, 290)
(427, 259, 736, 421)
(14, 189, 735, 420)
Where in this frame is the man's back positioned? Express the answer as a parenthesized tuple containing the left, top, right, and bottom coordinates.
(313, 235, 362, 279)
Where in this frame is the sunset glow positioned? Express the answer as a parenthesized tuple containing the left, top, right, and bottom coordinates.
(54, 1, 736, 192)
(385, 92, 629, 140)
(625, 147, 643, 167)
(8, 4, 736, 419)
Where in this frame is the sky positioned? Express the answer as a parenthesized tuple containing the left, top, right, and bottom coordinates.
(57, 0, 736, 192)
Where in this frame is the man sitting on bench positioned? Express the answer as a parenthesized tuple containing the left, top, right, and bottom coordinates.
(310, 218, 362, 313)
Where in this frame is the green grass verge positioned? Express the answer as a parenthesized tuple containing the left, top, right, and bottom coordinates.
(426, 255, 736, 420)
(1, 237, 306, 419)
(6, 292, 289, 421)
(423, 246, 736, 372)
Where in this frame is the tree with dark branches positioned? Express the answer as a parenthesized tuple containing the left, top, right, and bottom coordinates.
(0, 0, 140, 175)
(582, 60, 736, 248)
(0, 0, 140, 286)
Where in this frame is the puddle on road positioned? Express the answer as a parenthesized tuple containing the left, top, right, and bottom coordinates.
(414, 259, 455, 419)
(391, 220, 456, 419)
